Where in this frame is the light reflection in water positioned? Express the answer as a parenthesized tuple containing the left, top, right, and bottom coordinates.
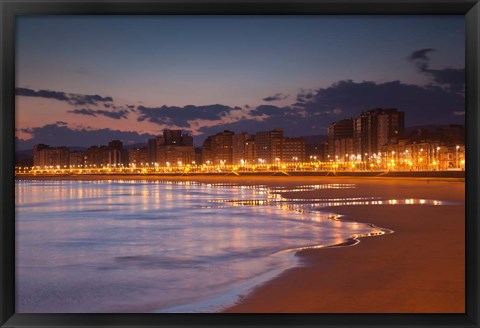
(15, 180, 447, 313)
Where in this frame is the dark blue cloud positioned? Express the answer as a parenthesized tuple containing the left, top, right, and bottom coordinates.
(18, 123, 155, 149)
(262, 93, 289, 102)
(16, 87, 69, 101)
(15, 87, 114, 106)
(68, 108, 129, 119)
(137, 104, 232, 127)
(293, 79, 464, 126)
(407, 48, 465, 93)
(249, 105, 295, 117)
(407, 48, 436, 61)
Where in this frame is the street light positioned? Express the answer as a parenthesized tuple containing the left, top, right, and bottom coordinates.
(456, 145, 460, 168)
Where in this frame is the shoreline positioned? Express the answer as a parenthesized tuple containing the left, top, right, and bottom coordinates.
(14, 173, 465, 184)
(221, 178, 465, 313)
(16, 175, 465, 313)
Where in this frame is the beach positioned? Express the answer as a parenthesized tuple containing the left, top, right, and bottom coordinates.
(16, 175, 465, 313)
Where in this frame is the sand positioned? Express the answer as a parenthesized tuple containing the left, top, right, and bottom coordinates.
(16, 175, 465, 313)
(221, 176, 465, 313)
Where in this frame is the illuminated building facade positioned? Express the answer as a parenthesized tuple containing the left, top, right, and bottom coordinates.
(255, 128, 284, 164)
(202, 130, 234, 165)
(283, 137, 306, 162)
(327, 119, 354, 161)
(154, 130, 195, 165)
(354, 108, 404, 160)
(128, 147, 149, 167)
(232, 132, 255, 165)
(33, 144, 69, 168)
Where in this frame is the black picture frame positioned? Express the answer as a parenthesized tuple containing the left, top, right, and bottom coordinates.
(1, 0, 479, 327)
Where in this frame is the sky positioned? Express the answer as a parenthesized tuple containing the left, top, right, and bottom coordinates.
(15, 15, 465, 149)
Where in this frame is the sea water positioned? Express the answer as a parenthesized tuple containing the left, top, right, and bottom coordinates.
(15, 180, 400, 313)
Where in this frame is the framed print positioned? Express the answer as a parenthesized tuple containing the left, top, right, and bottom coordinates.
(1, 0, 479, 327)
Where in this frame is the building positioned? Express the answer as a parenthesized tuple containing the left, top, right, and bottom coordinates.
(84, 146, 109, 167)
(202, 130, 234, 165)
(33, 144, 69, 168)
(254, 128, 306, 163)
(327, 119, 353, 161)
(255, 128, 284, 164)
(155, 130, 195, 165)
(108, 140, 123, 166)
(128, 148, 149, 167)
(33, 144, 49, 167)
(163, 130, 183, 145)
(68, 151, 85, 167)
(232, 132, 253, 165)
(353, 108, 404, 161)
(283, 137, 306, 162)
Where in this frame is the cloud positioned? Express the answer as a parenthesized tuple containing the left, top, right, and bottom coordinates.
(407, 48, 436, 61)
(68, 94, 114, 106)
(262, 93, 289, 102)
(18, 122, 156, 149)
(16, 87, 69, 101)
(16, 67, 465, 147)
(292, 79, 464, 126)
(420, 67, 465, 93)
(137, 104, 233, 127)
(407, 48, 465, 93)
(250, 105, 292, 117)
(15, 87, 114, 106)
(295, 89, 314, 103)
(68, 108, 129, 119)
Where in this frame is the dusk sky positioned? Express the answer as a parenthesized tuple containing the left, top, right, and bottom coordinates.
(15, 15, 465, 149)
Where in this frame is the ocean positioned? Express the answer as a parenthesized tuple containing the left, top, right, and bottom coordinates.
(15, 179, 390, 313)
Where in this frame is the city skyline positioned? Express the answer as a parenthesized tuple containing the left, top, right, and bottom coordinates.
(16, 16, 465, 150)
(25, 106, 466, 173)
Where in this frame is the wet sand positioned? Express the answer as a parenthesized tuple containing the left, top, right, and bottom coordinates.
(16, 175, 465, 313)
(221, 176, 465, 313)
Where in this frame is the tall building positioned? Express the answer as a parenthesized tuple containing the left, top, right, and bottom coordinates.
(244, 137, 256, 164)
(255, 128, 284, 164)
(68, 151, 85, 167)
(155, 130, 195, 165)
(33, 144, 50, 167)
(163, 130, 183, 145)
(327, 119, 353, 161)
(283, 137, 306, 162)
(128, 148, 149, 166)
(84, 146, 109, 167)
(354, 108, 404, 160)
(202, 130, 234, 165)
(33, 144, 69, 168)
(232, 132, 255, 165)
(254, 128, 305, 163)
(148, 135, 165, 164)
(108, 140, 123, 166)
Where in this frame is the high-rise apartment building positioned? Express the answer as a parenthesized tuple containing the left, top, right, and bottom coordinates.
(201, 130, 234, 165)
(327, 119, 354, 160)
(33, 144, 69, 168)
(108, 140, 123, 166)
(254, 128, 305, 163)
(354, 108, 404, 160)
(283, 137, 306, 162)
(128, 147, 149, 166)
(154, 130, 195, 165)
(255, 128, 284, 164)
(232, 132, 254, 165)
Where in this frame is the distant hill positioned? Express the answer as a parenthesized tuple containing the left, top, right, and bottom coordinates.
(404, 124, 463, 133)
